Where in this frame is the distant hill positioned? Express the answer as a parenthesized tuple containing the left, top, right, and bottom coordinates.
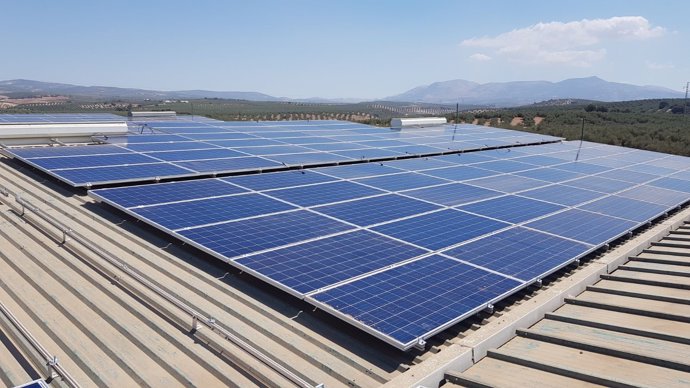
(2, 77, 684, 107)
(386, 77, 683, 106)
(0, 79, 282, 101)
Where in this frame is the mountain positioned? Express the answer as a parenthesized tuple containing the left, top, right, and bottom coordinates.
(0, 79, 282, 101)
(386, 77, 684, 106)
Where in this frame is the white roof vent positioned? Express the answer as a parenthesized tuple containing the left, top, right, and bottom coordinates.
(391, 117, 447, 129)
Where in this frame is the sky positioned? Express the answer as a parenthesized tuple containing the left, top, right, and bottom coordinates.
(2, 0, 689, 99)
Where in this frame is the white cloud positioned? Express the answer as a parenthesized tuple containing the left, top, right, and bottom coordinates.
(469, 53, 492, 61)
(461, 16, 665, 66)
(646, 61, 675, 70)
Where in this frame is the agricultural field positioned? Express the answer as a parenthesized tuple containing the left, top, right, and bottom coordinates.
(3, 96, 689, 156)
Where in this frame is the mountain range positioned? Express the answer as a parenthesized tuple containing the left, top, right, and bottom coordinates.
(385, 77, 683, 105)
(0, 77, 683, 107)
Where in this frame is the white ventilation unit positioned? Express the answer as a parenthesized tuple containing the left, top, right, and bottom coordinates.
(129, 111, 177, 118)
(0, 122, 128, 145)
(390, 117, 447, 129)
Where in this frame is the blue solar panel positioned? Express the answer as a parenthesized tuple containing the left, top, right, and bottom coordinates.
(384, 157, 453, 171)
(9, 145, 128, 158)
(210, 138, 285, 147)
(82, 137, 690, 350)
(315, 163, 401, 179)
(474, 160, 536, 173)
(126, 142, 217, 152)
(174, 156, 282, 172)
(233, 145, 312, 156)
(563, 176, 637, 194)
(109, 134, 190, 143)
(179, 210, 353, 259)
(145, 148, 247, 161)
(623, 164, 677, 176)
(553, 162, 610, 175)
(225, 170, 336, 191)
(416, 165, 496, 181)
(131, 193, 295, 230)
(578, 196, 668, 222)
(181, 132, 258, 140)
(354, 172, 447, 192)
(669, 170, 690, 181)
(334, 148, 404, 160)
(442, 152, 496, 165)
(467, 175, 548, 193)
(92, 179, 246, 208)
(237, 230, 427, 294)
(404, 183, 502, 206)
(373, 209, 509, 250)
(316, 194, 441, 226)
(515, 155, 568, 166)
(514, 168, 584, 183)
(525, 209, 637, 245)
(266, 181, 384, 207)
(5, 117, 563, 187)
(617, 185, 690, 207)
(649, 177, 690, 193)
(311, 255, 522, 345)
(56, 163, 194, 186)
(459, 195, 564, 224)
(26, 153, 158, 170)
(518, 184, 605, 206)
(270, 152, 351, 165)
(444, 227, 591, 280)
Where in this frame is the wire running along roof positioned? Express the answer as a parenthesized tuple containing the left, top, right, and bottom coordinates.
(89, 140, 690, 349)
(3, 118, 562, 187)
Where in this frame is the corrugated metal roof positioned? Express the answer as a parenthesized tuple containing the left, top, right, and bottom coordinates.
(446, 221, 690, 388)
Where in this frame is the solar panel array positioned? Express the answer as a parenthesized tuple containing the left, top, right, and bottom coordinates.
(91, 140, 690, 349)
(0, 113, 124, 123)
(4, 119, 561, 187)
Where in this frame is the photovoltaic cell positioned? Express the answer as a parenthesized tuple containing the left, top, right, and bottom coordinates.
(266, 181, 385, 207)
(131, 193, 295, 230)
(467, 175, 548, 193)
(311, 255, 522, 345)
(9, 145, 128, 158)
(458, 195, 564, 224)
(372, 209, 509, 250)
(525, 209, 637, 245)
(403, 183, 502, 206)
(578, 195, 668, 222)
(28, 153, 158, 170)
(563, 176, 637, 194)
(444, 227, 591, 281)
(650, 177, 690, 193)
(92, 179, 246, 208)
(617, 185, 690, 207)
(145, 148, 247, 161)
(518, 184, 605, 207)
(224, 170, 336, 191)
(417, 165, 496, 181)
(315, 194, 441, 226)
(237, 230, 428, 294)
(179, 210, 354, 259)
(174, 156, 282, 172)
(354, 172, 447, 192)
(56, 163, 193, 186)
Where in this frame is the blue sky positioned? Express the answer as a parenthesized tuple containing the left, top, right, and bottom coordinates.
(3, 0, 688, 98)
